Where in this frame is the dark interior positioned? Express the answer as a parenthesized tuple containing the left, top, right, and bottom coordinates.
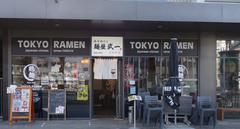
(0, 39, 2, 117)
(93, 79, 117, 117)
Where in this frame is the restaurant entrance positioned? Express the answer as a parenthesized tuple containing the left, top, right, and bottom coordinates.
(93, 58, 123, 118)
(93, 79, 117, 117)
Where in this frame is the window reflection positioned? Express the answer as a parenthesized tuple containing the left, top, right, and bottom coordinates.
(217, 40, 240, 110)
(124, 56, 198, 99)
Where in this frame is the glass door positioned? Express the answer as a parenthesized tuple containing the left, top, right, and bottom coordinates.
(0, 39, 2, 117)
(0, 78, 2, 118)
(93, 58, 119, 117)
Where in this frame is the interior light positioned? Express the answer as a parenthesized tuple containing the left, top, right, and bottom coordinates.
(81, 59, 89, 64)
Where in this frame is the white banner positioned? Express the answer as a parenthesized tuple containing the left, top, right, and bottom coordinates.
(93, 58, 118, 79)
(91, 36, 123, 57)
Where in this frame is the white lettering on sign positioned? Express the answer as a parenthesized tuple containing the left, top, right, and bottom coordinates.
(53, 40, 85, 49)
(163, 41, 194, 50)
(18, 40, 49, 48)
(130, 41, 159, 49)
(163, 42, 170, 49)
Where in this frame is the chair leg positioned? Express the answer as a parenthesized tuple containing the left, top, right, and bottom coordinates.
(213, 111, 217, 129)
(200, 111, 204, 129)
(165, 114, 170, 125)
(143, 110, 146, 125)
(147, 110, 150, 126)
(138, 107, 141, 121)
(160, 111, 163, 129)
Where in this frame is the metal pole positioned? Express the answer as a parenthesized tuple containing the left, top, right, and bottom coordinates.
(174, 109, 177, 125)
(134, 100, 136, 128)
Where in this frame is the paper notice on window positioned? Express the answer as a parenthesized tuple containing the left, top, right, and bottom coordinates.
(129, 80, 135, 85)
(51, 64, 61, 72)
(55, 106, 65, 114)
(7, 85, 17, 94)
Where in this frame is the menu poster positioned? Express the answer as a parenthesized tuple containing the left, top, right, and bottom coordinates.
(77, 85, 88, 101)
(12, 89, 21, 112)
(21, 89, 30, 112)
(12, 89, 30, 112)
(126, 64, 134, 80)
(72, 63, 78, 80)
(10, 86, 33, 125)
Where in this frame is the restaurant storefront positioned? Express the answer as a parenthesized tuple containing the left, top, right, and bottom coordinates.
(2, 0, 240, 121)
(1, 29, 200, 120)
(11, 38, 91, 119)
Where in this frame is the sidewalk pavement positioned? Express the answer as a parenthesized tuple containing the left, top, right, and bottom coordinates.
(0, 118, 240, 129)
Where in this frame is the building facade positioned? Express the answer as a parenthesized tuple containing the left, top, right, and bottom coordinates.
(1, 0, 240, 120)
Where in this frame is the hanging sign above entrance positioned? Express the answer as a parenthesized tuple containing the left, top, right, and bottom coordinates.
(124, 39, 161, 56)
(91, 36, 123, 57)
(93, 58, 118, 79)
(12, 38, 50, 55)
(162, 39, 198, 56)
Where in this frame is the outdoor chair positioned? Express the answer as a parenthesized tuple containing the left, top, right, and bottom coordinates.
(142, 95, 163, 128)
(197, 96, 217, 129)
(137, 91, 150, 121)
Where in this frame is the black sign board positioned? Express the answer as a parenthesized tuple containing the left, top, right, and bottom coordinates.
(52, 38, 90, 56)
(124, 39, 161, 56)
(12, 38, 50, 55)
(162, 39, 198, 56)
(48, 90, 65, 114)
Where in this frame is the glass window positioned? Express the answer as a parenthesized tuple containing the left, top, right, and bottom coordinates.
(161, 56, 198, 98)
(12, 56, 90, 119)
(182, 57, 198, 97)
(124, 56, 198, 102)
(12, 57, 32, 85)
(216, 40, 240, 110)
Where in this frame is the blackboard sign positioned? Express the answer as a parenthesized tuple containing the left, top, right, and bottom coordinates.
(48, 90, 66, 114)
(47, 89, 66, 120)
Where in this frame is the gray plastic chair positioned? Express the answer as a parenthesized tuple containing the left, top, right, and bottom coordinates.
(143, 96, 163, 128)
(137, 92, 150, 121)
(197, 96, 217, 129)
